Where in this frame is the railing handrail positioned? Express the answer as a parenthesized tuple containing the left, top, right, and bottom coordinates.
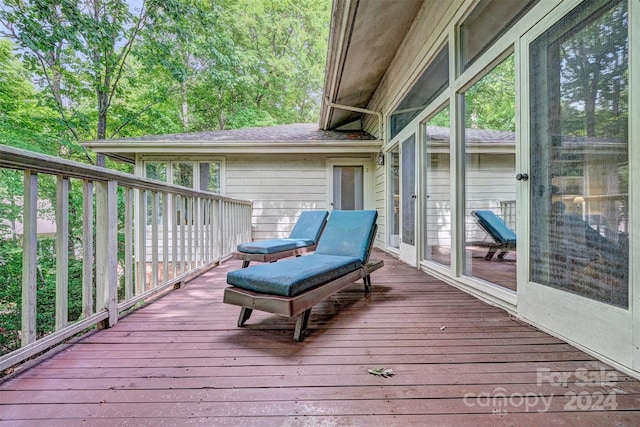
(0, 144, 251, 204)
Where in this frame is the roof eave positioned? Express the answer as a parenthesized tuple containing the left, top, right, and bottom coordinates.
(83, 140, 383, 161)
(320, 0, 359, 131)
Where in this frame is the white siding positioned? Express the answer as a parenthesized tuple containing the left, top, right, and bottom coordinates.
(374, 162, 386, 249)
(226, 154, 336, 240)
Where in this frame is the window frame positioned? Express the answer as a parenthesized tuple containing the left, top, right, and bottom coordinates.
(140, 156, 226, 195)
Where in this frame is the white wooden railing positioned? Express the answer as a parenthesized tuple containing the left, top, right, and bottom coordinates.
(500, 199, 516, 231)
(0, 144, 252, 372)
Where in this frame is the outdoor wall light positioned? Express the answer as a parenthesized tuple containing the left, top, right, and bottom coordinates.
(377, 151, 385, 166)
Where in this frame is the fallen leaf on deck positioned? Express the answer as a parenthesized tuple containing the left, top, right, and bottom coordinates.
(368, 368, 394, 378)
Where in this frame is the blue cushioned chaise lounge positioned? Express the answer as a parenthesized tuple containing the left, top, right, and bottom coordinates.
(472, 210, 517, 261)
(233, 210, 328, 268)
(224, 210, 383, 341)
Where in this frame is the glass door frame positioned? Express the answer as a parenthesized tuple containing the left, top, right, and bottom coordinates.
(385, 126, 419, 266)
(517, 0, 638, 372)
(326, 158, 374, 212)
(399, 132, 418, 266)
(420, 102, 453, 272)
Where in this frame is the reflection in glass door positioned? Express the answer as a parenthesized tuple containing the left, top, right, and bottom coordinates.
(388, 147, 400, 249)
(462, 55, 517, 291)
(400, 135, 417, 265)
(332, 166, 363, 210)
(401, 136, 416, 245)
(423, 107, 451, 266)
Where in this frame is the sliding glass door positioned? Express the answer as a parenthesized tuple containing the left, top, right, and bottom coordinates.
(520, 0, 631, 365)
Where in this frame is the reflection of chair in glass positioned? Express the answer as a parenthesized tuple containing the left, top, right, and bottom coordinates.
(550, 211, 628, 306)
(471, 210, 517, 261)
(553, 213, 617, 261)
(233, 210, 328, 268)
(224, 210, 383, 341)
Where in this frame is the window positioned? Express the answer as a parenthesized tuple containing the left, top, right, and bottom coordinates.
(459, 0, 539, 73)
(199, 162, 220, 193)
(144, 160, 222, 194)
(173, 162, 194, 188)
(145, 162, 167, 181)
(332, 166, 363, 210)
(390, 45, 449, 139)
(423, 106, 451, 266)
(462, 54, 516, 291)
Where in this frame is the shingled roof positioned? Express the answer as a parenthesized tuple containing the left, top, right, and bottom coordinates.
(96, 123, 374, 143)
(82, 123, 379, 163)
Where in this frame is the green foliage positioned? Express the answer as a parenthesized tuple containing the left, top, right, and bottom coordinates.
(1, 0, 330, 145)
(427, 106, 450, 128)
(0, 237, 84, 356)
(133, 0, 330, 132)
(227, 107, 277, 129)
(0, 39, 66, 156)
(464, 55, 515, 132)
(219, 0, 329, 126)
(558, 1, 627, 139)
(0, 237, 22, 354)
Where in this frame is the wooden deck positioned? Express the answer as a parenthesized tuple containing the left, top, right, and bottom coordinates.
(1, 250, 640, 426)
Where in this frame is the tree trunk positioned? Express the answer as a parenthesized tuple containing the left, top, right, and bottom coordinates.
(182, 81, 189, 131)
(96, 89, 109, 167)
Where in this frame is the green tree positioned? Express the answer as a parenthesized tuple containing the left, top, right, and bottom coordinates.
(134, 0, 330, 132)
(0, 39, 64, 155)
(221, 0, 329, 127)
(559, 0, 627, 138)
(0, 0, 177, 165)
(134, 1, 233, 132)
(464, 55, 515, 132)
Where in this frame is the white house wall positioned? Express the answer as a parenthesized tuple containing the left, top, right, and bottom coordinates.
(374, 162, 386, 249)
(224, 153, 373, 240)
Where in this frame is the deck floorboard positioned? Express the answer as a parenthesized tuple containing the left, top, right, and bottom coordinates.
(1, 250, 639, 426)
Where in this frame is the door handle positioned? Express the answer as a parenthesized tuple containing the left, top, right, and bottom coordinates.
(516, 173, 529, 181)
(411, 194, 417, 199)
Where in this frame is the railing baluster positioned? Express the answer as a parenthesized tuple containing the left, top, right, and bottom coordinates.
(199, 198, 205, 266)
(95, 181, 118, 328)
(213, 200, 218, 258)
(206, 199, 212, 262)
(21, 170, 38, 346)
(124, 187, 133, 300)
(172, 194, 178, 278)
(194, 197, 200, 267)
(151, 190, 159, 288)
(55, 175, 70, 330)
(82, 180, 94, 318)
(180, 196, 186, 274)
(219, 200, 224, 262)
(137, 188, 147, 293)
(163, 193, 169, 282)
